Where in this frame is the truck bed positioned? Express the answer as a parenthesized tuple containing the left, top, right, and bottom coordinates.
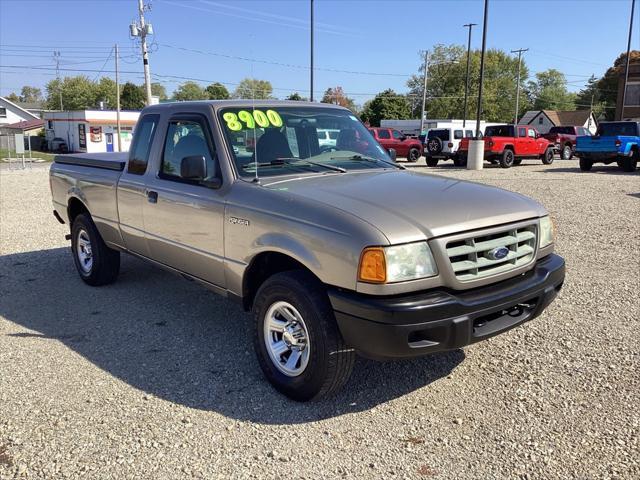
(54, 152, 128, 171)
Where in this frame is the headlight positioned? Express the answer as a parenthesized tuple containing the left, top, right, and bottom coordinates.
(358, 242, 437, 284)
(539, 215, 554, 248)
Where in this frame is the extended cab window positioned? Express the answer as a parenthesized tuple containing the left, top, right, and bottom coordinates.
(161, 117, 218, 182)
(127, 114, 159, 175)
(377, 129, 391, 139)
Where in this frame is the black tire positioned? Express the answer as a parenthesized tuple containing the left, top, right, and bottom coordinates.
(513, 158, 523, 166)
(499, 149, 515, 168)
(71, 213, 120, 286)
(426, 137, 443, 156)
(253, 270, 355, 401)
(579, 158, 593, 171)
(561, 144, 572, 160)
(542, 148, 555, 165)
(408, 147, 420, 162)
(619, 150, 639, 172)
(453, 155, 467, 167)
(426, 157, 439, 167)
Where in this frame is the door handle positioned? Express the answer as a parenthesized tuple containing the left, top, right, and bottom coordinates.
(147, 190, 158, 204)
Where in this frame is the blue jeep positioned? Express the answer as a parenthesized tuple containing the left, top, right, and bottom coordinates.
(575, 121, 639, 172)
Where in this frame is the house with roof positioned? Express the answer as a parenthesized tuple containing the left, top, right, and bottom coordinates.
(518, 110, 598, 134)
(0, 96, 40, 126)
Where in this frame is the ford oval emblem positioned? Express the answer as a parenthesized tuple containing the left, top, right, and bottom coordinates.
(487, 246, 510, 260)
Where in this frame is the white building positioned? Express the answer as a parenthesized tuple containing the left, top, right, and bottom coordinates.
(0, 96, 40, 126)
(518, 110, 598, 134)
(44, 110, 140, 153)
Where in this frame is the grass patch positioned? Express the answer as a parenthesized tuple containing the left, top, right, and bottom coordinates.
(0, 148, 56, 162)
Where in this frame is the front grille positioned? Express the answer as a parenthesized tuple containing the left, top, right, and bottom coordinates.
(445, 224, 537, 282)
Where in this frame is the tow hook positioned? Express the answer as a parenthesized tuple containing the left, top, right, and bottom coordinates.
(505, 302, 535, 317)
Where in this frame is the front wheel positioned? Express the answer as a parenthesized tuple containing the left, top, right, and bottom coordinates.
(499, 149, 515, 168)
(71, 213, 120, 286)
(253, 271, 355, 401)
(407, 147, 420, 162)
(542, 148, 555, 165)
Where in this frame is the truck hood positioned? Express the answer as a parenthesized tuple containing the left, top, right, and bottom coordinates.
(264, 170, 546, 243)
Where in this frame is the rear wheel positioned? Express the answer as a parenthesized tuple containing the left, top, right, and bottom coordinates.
(71, 213, 120, 286)
(426, 157, 439, 167)
(561, 144, 572, 160)
(407, 147, 420, 162)
(619, 150, 639, 172)
(253, 271, 355, 401)
(499, 149, 515, 168)
(453, 155, 467, 167)
(542, 148, 555, 165)
(579, 158, 593, 171)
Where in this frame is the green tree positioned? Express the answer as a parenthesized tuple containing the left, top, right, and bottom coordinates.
(407, 45, 532, 123)
(286, 92, 307, 101)
(45, 76, 97, 110)
(576, 74, 608, 119)
(321, 86, 356, 111)
(173, 81, 207, 101)
(360, 89, 411, 126)
(527, 69, 576, 111)
(19, 86, 42, 103)
(205, 82, 230, 100)
(94, 77, 117, 109)
(121, 82, 146, 110)
(233, 78, 273, 99)
(5, 92, 20, 103)
(151, 82, 168, 100)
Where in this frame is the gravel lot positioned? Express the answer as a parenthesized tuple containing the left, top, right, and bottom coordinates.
(1, 160, 638, 479)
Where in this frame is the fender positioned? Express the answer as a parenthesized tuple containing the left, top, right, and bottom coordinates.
(250, 232, 321, 271)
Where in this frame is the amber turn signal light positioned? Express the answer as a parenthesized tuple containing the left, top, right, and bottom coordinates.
(358, 247, 386, 283)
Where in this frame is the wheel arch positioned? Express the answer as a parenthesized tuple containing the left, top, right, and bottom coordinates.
(67, 196, 90, 226)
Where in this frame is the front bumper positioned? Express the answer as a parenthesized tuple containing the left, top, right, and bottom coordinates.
(329, 253, 565, 360)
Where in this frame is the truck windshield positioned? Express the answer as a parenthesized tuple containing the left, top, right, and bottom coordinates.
(596, 122, 639, 137)
(484, 125, 515, 137)
(218, 106, 395, 178)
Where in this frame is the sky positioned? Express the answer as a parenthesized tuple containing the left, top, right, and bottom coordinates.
(0, 0, 638, 107)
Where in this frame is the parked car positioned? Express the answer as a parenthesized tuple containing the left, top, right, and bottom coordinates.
(458, 125, 555, 168)
(317, 128, 339, 151)
(575, 121, 639, 172)
(423, 127, 474, 167)
(368, 127, 423, 162)
(50, 101, 565, 401)
(542, 126, 592, 160)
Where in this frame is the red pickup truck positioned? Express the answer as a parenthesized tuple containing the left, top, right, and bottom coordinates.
(368, 127, 423, 162)
(458, 125, 555, 168)
(542, 126, 592, 160)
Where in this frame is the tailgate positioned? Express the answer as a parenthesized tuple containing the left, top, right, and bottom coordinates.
(576, 136, 617, 153)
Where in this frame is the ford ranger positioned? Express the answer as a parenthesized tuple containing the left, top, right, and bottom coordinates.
(575, 121, 639, 172)
(458, 125, 555, 168)
(50, 101, 565, 401)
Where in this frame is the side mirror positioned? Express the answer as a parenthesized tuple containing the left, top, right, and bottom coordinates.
(387, 148, 397, 161)
(181, 155, 206, 180)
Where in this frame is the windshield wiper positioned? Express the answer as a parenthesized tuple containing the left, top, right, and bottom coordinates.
(330, 154, 405, 170)
(273, 158, 347, 173)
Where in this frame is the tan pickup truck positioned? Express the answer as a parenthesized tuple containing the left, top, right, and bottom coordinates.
(50, 101, 565, 401)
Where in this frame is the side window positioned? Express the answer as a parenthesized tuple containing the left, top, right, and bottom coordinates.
(161, 117, 218, 182)
(454, 130, 463, 140)
(127, 114, 159, 175)
(518, 127, 526, 137)
(528, 128, 536, 138)
(391, 130, 403, 139)
(377, 129, 391, 139)
(465, 130, 473, 138)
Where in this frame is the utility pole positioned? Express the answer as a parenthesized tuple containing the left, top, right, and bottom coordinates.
(53, 50, 63, 110)
(132, 0, 153, 105)
(310, 0, 314, 102)
(475, 0, 489, 138)
(115, 44, 122, 152)
(462, 23, 476, 128)
(621, 0, 636, 120)
(511, 48, 528, 126)
(420, 50, 429, 134)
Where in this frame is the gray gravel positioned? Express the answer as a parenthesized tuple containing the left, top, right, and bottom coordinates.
(1, 160, 638, 479)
